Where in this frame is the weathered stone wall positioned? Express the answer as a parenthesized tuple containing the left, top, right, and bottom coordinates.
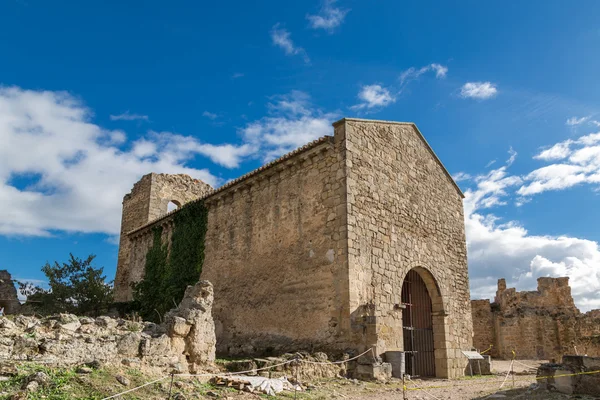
(113, 119, 474, 380)
(472, 278, 600, 361)
(471, 299, 494, 353)
(0, 270, 21, 315)
(201, 137, 350, 356)
(339, 119, 472, 378)
(0, 281, 216, 374)
(114, 173, 212, 301)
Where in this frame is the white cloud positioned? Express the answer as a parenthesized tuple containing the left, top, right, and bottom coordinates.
(591, 120, 600, 127)
(566, 116, 589, 126)
(518, 130, 600, 196)
(350, 84, 395, 111)
(231, 73, 244, 79)
(270, 24, 310, 64)
(461, 142, 600, 311)
(399, 63, 448, 85)
(307, 0, 349, 32)
(0, 86, 337, 238)
(240, 91, 337, 161)
(460, 82, 498, 100)
(109, 111, 149, 121)
(0, 86, 235, 237)
(202, 111, 218, 120)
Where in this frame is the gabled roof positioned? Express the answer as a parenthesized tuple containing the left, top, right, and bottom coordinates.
(333, 118, 464, 198)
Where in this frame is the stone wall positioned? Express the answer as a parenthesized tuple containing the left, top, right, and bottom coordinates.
(472, 278, 600, 361)
(0, 281, 216, 374)
(0, 271, 21, 315)
(114, 173, 212, 301)
(202, 137, 350, 355)
(113, 119, 474, 380)
(339, 119, 472, 379)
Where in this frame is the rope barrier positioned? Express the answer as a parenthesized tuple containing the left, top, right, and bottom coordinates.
(101, 348, 374, 399)
(101, 376, 170, 400)
(406, 376, 443, 400)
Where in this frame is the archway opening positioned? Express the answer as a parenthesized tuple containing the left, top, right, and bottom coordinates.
(167, 200, 181, 213)
(401, 269, 435, 377)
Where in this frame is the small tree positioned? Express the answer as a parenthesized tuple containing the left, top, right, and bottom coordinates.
(17, 254, 113, 316)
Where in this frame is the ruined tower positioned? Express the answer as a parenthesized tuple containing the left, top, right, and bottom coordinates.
(113, 173, 212, 302)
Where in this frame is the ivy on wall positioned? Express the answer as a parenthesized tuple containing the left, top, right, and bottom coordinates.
(132, 200, 208, 321)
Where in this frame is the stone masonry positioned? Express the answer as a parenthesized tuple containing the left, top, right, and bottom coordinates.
(0, 281, 216, 374)
(114, 118, 473, 379)
(0, 270, 21, 315)
(472, 277, 600, 361)
(114, 173, 212, 301)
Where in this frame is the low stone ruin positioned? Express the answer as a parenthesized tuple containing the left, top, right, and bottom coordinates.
(537, 355, 600, 396)
(0, 280, 217, 375)
(0, 270, 21, 315)
(472, 277, 600, 360)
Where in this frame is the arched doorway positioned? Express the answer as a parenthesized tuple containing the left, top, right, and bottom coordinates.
(401, 268, 436, 377)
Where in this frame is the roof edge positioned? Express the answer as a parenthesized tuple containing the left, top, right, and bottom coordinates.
(334, 118, 464, 199)
(127, 136, 334, 236)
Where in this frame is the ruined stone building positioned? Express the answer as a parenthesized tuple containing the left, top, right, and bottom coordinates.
(0, 270, 21, 315)
(114, 118, 473, 379)
(472, 278, 600, 361)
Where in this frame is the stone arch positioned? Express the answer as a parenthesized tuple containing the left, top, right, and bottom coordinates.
(399, 265, 449, 378)
(167, 199, 182, 213)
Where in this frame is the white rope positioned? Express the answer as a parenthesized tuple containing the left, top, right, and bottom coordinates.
(299, 348, 374, 365)
(406, 376, 443, 400)
(176, 358, 295, 378)
(513, 359, 538, 370)
(101, 348, 374, 398)
(101, 375, 170, 400)
(486, 359, 515, 398)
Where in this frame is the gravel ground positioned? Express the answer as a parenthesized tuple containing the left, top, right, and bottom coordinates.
(284, 359, 599, 400)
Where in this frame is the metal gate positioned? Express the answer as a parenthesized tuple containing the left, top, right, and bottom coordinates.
(401, 269, 435, 377)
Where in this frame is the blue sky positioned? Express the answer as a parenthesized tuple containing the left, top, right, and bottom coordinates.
(1, 0, 599, 310)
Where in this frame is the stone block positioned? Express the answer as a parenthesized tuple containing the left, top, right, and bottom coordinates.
(354, 362, 392, 381)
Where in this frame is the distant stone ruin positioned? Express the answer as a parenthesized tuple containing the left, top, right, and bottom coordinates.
(472, 277, 600, 361)
(0, 270, 21, 315)
(0, 281, 216, 374)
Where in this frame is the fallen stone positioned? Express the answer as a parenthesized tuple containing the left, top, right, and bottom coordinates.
(76, 366, 93, 374)
(24, 381, 39, 392)
(96, 316, 118, 329)
(115, 374, 130, 386)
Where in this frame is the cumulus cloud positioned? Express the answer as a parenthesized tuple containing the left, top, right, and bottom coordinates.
(109, 111, 149, 121)
(460, 82, 498, 99)
(566, 116, 589, 126)
(240, 91, 337, 161)
(350, 84, 395, 111)
(306, 0, 349, 32)
(0, 86, 278, 237)
(270, 24, 310, 64)
(518, 131, 600, 196)
(399, 63, 448, 85)
(462, 143, 600, 311)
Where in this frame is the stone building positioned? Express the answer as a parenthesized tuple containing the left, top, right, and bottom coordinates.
(472, 277, 600, 361)
(114, 118, 473, 379)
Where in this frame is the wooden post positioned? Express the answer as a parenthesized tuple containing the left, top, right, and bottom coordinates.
(402, 374, 408, 400)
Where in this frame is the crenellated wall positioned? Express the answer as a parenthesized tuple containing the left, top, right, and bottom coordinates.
(472, 278, 600, 361)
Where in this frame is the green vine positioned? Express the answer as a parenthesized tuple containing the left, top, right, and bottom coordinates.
(132, 200, 208, 321)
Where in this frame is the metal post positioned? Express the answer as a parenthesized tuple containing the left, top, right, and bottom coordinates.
(402, 374, 408, 400)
